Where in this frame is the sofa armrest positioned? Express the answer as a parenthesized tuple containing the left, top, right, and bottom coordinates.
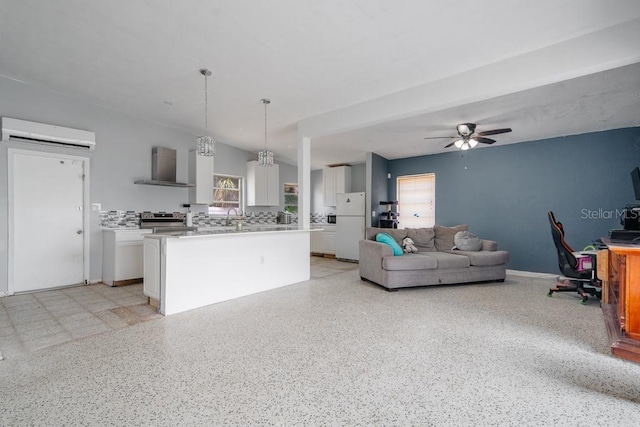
(360, 239, 393, 260)
(481, 240, 498, 251)
(359, 239, 393, 284)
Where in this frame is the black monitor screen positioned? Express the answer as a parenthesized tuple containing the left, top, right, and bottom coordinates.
(632, 166, 640, 201)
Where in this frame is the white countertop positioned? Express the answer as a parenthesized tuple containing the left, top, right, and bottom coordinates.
(311, 223, 335, 230)
(146, 226, 318, 239)
(102, 228, 152, 233)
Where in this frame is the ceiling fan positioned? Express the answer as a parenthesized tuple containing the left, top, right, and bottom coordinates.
(424, 123, 512, 150)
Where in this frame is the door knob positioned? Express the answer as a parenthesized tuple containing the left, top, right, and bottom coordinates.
(77, 230, 83, 235)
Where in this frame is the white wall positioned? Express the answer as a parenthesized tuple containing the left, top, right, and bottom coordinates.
(0, 76, 295, 292)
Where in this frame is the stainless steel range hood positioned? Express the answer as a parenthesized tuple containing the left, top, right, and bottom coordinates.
(135, 147, 194, 187)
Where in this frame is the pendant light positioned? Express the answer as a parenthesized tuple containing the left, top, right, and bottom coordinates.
(258, 98, 274, 167)
(196, 68, 215, 157)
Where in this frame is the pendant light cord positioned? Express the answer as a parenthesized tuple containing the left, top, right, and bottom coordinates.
(204, 73, 208, 130)
(261, 98, 270, 150)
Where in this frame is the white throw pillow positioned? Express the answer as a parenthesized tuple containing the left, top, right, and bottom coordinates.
(453, 231, 482, 251)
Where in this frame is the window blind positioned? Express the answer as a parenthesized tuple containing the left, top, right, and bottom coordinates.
(397, 173, 435, 229)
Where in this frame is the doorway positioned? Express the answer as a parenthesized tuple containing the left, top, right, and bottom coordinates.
(8, 149, 90, 293)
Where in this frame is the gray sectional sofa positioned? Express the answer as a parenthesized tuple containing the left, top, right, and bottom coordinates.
(359, 225, 509, 291)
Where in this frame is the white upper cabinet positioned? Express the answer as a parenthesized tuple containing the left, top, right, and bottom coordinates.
(323, 165, 351, 206)
(189, 150, 214, 205)
(247, 160, 280, 206)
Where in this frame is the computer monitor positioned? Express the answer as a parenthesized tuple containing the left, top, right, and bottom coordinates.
(632, 166, 640, 201)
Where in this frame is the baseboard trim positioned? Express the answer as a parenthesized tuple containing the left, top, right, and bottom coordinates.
(0, 291, 9, 297)
(507, 269, 555, 278)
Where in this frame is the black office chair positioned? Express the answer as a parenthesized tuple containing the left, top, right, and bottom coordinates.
(547, 211, 602, 304)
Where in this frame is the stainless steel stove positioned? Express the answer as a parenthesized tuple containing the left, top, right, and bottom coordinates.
(140, 212, 197, 232)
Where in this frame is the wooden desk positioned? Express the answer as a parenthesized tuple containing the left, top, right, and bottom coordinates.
(598, 239, 640, 363)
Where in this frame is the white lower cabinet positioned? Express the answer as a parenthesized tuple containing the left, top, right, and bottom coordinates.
(143, 237, 161, 301)
(310, 230, 323, 253)
(322, 231, 336, 255)
(311, 225, 335, 255)
(102, 229, 152, 286)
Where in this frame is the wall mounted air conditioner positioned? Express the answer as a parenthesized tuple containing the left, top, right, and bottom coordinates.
(1, 117, 96, 151)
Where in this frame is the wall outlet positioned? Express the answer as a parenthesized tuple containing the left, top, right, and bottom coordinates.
(372, 211, 376, 217)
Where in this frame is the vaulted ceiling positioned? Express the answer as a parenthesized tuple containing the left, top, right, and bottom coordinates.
(1, 0, 639, 168)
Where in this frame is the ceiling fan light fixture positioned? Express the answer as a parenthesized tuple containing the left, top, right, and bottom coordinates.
(461, 141, 470, 150)
(457, 123, 477, 136)
(454, 139, 464, 148)
(457, 124, 470, 135)
(468, 138, 479, 148)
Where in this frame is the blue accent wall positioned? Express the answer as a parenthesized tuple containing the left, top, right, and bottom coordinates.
(388, 127, 640, 273)
(370, 152, 390, 227)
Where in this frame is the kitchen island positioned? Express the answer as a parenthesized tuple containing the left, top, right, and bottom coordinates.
(143, 226, 317, 315)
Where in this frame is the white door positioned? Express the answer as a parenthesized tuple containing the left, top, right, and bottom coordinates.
(9, 150, 88, 293)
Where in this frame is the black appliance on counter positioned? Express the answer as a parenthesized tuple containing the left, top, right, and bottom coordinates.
(621, 205, 640, 231)
(140, 212, 198, 233)
(379, 201, 398, 229)
(608, 167, 640, 241)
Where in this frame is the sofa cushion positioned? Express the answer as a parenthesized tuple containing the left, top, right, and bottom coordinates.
(382, 253, 438, 271)
(366, 227, 407, 245)
(376, 233, 403, 256)
(448, 250, 510, 266)
(421, 251, 470, 268)
(434, 224, 468, 251)
(406, 228, 436, 252)
(453, 231, 482, 251)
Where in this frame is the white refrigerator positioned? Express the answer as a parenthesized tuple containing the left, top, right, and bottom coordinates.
(335, 192, 366, 261)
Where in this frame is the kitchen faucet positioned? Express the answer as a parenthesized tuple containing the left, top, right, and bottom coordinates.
(226, 208, 241, 226)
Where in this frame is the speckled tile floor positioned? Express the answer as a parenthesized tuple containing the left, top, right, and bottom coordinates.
(2, 260, 640, 425)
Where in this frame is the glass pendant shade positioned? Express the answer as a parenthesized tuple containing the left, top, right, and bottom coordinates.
(258, 149, 274, 167)
(196, 68, 215, 157)
(461, 141, 470, 150)
(197, 135, 215, 156)
(454, 139, 464, 148)
(468, 138, 479, 148)
(258, 98, 274, 167)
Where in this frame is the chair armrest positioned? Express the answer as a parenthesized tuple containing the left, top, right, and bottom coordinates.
(481, 240, 498, 251)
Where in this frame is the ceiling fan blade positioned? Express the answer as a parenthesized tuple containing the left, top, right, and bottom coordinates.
(424, 135, 457, 140)
(444, 141, 457, 148)
(475, 137, 496, 144)
(477, 128, 512, 137)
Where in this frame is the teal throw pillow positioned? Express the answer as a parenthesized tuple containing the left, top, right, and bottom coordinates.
(376, 233, 403, 256)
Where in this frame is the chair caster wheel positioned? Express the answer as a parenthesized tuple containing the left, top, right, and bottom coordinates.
(581, 296, 588, 305)
(547, 289, 554, 297)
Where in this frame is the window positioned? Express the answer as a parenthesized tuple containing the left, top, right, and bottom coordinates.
(284, 183, 298, 214)
(397, 173, 435, 229)
(208, 174, 242, 215)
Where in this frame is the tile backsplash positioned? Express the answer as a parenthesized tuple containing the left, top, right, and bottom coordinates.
(99, 210, 332, 228)
(99, 211, 140, 228)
